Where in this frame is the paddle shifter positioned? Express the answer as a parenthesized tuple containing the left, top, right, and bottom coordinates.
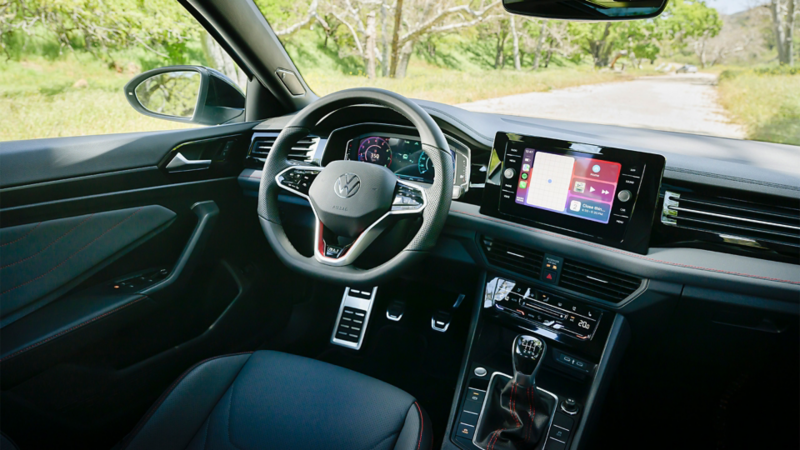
(474, 335, 556, 449)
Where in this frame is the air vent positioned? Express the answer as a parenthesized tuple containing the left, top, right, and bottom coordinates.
(662, 191, 800, 252)
(560, 260, 642, 303)
(248, 133, 319, 162)
(481, 237, 544, 280)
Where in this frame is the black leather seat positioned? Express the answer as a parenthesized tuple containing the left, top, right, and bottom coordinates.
(120, 351, 433, 450)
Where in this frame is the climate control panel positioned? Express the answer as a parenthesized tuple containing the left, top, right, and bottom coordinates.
(487, 278, 603, 340)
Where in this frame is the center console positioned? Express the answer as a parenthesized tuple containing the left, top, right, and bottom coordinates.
(445, 272, 628, 450)
(481, 132, 666, 254)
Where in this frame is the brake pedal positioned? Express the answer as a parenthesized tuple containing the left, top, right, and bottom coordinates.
(386, 300, 405, 322)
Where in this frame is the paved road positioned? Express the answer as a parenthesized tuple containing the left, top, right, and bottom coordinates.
(457, 73, 745, 139)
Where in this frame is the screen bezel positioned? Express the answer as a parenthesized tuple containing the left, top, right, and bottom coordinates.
(481, 132, 666, 254)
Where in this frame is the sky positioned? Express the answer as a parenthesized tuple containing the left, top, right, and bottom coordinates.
(705, 0, 762, 15)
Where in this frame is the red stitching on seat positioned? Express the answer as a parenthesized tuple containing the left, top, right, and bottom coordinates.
(0, 295, 149, 363)
(0, 207, 144, 296)
(451, 209, 800, 286)
(121, 352, 254, 450)
(1, 214, 94, 270)
(0, 222, 40, 247)
(413, 401, 424, 450)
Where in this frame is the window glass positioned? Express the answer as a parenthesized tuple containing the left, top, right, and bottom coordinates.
(256, 0, 799, 147)
(0, 0, 246, 141)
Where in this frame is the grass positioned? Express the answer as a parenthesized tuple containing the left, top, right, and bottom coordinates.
(0, 57, 197, 142)
(303, 62, 641, 105)
(1, 55, 642, 142)
(717, 67, 800, 146)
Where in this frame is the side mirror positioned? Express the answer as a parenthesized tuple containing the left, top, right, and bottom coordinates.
(503, 0, 668, 21)
(124, 66, 245, 125)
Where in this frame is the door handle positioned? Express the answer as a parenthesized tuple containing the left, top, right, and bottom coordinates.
(165, 152, 211, 172)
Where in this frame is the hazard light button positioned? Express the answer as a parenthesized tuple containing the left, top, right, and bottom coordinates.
(540, 254, 563, 285)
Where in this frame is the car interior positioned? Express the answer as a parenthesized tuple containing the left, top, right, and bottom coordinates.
(1, 0, 798, 449)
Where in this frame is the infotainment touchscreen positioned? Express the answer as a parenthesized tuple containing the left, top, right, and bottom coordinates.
(514, 149, 622, 224)
(482, 132, 667, 254)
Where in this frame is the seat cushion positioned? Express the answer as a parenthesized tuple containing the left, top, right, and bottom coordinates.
(121, 351, 433, 450)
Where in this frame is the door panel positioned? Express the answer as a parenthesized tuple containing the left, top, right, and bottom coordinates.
(0, 123, 254, 191)
(0, 205, 176, 327)
(0, 125, 296, 449)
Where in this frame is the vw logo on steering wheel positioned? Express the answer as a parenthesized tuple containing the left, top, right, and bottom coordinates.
(333, 173, 361, 198)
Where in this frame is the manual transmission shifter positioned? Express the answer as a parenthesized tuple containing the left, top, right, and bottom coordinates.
(474, 335, 556, 450)
(512, 335, 546, 388)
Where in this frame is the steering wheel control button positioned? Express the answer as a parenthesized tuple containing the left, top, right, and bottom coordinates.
(617, 190, 632, 202)
(504, 168, 516, 179)
(391, 184, 425, 211)
(278, 167, 320, 196)
(474, 367, 488, 377)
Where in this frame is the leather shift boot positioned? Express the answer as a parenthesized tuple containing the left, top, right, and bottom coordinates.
(474, 374, 556, 450)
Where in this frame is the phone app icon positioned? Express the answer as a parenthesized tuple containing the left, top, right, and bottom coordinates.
(569, 200, 582, 212)
(519, 181, 527, 189)
(573, 181, 585, 193)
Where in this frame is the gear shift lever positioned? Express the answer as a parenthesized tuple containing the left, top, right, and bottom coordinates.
(512, 335, 546, 388)
(474, 335, 555, 450)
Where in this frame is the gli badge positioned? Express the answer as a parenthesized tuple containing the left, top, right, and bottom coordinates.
(333, 173, 361, 198)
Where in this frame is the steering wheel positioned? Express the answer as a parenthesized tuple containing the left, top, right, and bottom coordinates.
(258, 88, 453, 286)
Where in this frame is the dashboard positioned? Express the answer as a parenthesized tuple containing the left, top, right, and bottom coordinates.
(244, 101, 799, 278)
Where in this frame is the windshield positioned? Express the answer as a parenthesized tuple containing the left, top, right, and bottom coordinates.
(256, 0, 799, 147)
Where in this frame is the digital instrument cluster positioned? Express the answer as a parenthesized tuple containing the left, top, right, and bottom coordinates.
(346, 135, 441, 183)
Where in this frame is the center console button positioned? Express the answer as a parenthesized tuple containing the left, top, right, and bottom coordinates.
(550, 425, 570, 442)
(467, 389, 486, 403)
(553, 413, 574, 431)
(504, 168, 516, 179)
(617, 190, 632, 202)
(456, 423, 476, 439)
(544, 438, 567, 450)
(561, 398, 579, 415)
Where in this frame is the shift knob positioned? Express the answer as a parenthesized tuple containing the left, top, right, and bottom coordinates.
(512, 335, 546, 387)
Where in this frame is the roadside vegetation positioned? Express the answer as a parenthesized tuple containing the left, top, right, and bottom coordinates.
(0, 0, 797, 144)
(717, 66, 800, 146)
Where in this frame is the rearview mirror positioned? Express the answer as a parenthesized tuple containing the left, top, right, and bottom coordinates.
(125, 66, 245, 126)
(503, 0, 668, 21)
